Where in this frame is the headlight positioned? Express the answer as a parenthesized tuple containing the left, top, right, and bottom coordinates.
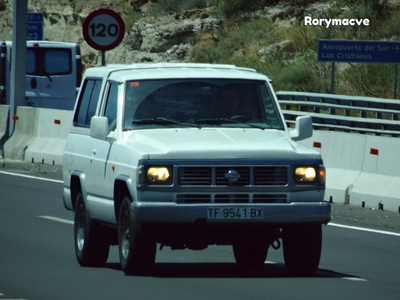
(294, 167, 317, 183)
(147, 167, 170, 184)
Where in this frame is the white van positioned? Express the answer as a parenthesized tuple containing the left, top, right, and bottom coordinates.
(0, 41, 82, 110)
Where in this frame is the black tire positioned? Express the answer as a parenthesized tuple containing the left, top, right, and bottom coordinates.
(283, 224, 322, 277)
(233, 240, 269, 268)
(74, 192, 110, 267)
(118, 197, 156, 275)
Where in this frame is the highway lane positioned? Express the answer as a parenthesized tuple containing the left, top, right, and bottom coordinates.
(0, 172, 399, 300)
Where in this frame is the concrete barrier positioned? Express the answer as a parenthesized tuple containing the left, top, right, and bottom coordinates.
(349, 135, 400, 212)
(3, 107, 73, 165)
(3, 107, 39, 160)
(24, 108, 73, 165)
(301, 131, 400, 213)
(0, 105, 10, 157)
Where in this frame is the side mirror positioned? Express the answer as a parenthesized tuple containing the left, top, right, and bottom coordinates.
(290, 116, 313, 141)
(90, 116, 109, 140)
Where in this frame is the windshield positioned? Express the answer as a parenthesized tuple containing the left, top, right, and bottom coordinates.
(124, 79, 284, 130)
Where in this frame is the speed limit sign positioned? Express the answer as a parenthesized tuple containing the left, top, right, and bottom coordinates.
(83, 8, 125, 51)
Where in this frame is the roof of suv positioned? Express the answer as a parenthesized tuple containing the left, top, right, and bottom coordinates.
(83, 63, 270, 82)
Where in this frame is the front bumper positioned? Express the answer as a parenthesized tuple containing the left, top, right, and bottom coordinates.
(131, 201, 331, 225)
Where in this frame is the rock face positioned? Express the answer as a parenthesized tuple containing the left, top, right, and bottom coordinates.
(120, 13, 221, 64)
(0, 0, 333, 71)
(0, 0, 221, 70)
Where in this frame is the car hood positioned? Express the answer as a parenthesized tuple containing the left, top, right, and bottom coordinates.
(124, 128, 320, 162)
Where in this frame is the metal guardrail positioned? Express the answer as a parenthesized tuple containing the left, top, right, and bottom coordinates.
(276, 91, 400, 137)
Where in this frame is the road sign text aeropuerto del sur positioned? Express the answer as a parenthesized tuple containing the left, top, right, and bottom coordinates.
(318, 40, 400, 64)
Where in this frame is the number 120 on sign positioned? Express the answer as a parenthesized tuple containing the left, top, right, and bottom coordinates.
(207, 207, 264, 219)
(89, 22, 119, 37)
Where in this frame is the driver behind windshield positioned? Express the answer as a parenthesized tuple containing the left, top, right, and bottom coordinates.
(216, 85, 255, 120)
(216, 85, 240, 118)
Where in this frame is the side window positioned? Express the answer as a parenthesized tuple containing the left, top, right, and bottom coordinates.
(73, 78, 102, 127)
(104, 82, 118, 130)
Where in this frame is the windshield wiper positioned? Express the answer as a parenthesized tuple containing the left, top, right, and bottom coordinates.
(195, 118, 265, 130)
(132, 117, 201, 129)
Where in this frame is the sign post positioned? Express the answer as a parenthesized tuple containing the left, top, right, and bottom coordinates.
(318, 40, 400, 98)
(9, 0, 27, 136)
(82, 9, 125, 66)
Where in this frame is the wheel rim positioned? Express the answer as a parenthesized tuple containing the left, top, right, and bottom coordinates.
(76, 204, 85, 251)
(121, 211, 130, 260)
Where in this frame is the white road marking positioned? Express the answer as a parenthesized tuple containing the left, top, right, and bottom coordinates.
(2, 171, 397, 237)
(0, 170, 63, 184)
(342, 277, 367, 282)
(328, 222, 400, 237)
(0, 294, 28, 300)
(38, 216, 73, 225)
(264, 261, 368, 281)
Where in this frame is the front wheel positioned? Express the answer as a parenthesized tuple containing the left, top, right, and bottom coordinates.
(74, 192, 110, 267)
(118, 197, 157, 275)
(283, 224, 322, 277)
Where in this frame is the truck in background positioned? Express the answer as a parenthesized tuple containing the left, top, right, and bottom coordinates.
(0, 41, 82, 110)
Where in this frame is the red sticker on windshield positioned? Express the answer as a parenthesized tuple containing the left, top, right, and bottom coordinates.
(130, 82, 140, 87)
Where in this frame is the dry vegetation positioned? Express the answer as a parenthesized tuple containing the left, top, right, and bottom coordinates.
(149, 0, 399, 98)
(76, 0, 400, 98)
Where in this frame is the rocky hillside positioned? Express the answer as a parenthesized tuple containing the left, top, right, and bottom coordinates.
(0, 0, 218, 69)
(0, 0, 328, 70)
(1, 0, 400, 98)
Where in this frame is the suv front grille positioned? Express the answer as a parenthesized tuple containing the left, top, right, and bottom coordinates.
(176, 193, 287, 204)
(177, 166, 288, 186)
(254, 167, 287, 185)
(178, 167, 212, 185)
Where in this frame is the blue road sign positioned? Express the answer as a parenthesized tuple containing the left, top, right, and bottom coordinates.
(318, 40, 400, 64)
(27, 12, 43, 40)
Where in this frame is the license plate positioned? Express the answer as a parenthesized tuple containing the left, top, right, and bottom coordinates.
(207, 207, 264, 220)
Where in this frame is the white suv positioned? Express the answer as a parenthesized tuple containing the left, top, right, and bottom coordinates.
(63, 63, 330, 276)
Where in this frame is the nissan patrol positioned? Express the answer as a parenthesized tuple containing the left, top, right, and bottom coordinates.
(63, 63, 330, 276)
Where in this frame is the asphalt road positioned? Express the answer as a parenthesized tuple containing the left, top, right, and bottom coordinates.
(0, 162, 399, 300)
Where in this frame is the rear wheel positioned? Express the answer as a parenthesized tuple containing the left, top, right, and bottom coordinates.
(233, 240, 269, 268)
(283, 224, 322, 276)
(118, 197, 157, 275)
(74, 192, 110, 267)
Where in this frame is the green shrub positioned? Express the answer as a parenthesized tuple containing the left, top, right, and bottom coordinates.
(337, 0, 390, 20)
(284, 0, 319, 5)
(266, 51, 331, 93)
(191, 17, 274, 63)
(149, 0, 214, 14)
(339, 64, 396, 98)
(216, 0, 269, 17)
(272, 64, 330, 93)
